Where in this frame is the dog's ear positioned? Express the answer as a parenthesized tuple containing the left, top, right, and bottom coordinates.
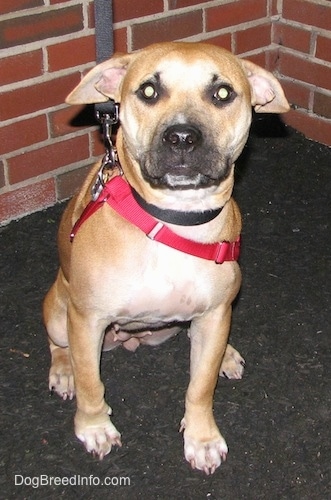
(65, 53, 133, 104)
(241, 59, 290, 114)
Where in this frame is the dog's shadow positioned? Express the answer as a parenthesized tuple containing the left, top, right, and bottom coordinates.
(235, 113, 289, 185)
(69, 104, 96, 127)
(69, 103, 120, 142)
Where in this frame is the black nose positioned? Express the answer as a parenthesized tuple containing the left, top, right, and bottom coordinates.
(162, 124, 202, 152)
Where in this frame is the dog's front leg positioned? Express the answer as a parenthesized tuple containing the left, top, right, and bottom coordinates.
(181, 305, 232, 474)
(67, 301, 121, 459)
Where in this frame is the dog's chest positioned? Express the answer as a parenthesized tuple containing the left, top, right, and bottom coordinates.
(107, 248, 237, 328)
(127, 268, 201, 320)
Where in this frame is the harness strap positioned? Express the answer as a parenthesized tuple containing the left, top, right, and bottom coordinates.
(70, 176, 240, 264)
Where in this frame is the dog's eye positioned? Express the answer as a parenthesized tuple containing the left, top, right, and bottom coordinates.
(139, 83, 158, 101)
(212, 85, 234, 104)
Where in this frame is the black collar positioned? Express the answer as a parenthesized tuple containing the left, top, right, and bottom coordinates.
(131, 188, 223, 226)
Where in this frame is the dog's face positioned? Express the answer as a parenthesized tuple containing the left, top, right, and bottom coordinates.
(118, 44, 252, 191)
(67, 42, 289, 196)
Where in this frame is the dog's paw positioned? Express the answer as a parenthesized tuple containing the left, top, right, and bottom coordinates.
(220, 344, 245, 380)
(49, 347, 75, 400)
(75, 415, 122, 460)
(182, 423, 228, 475)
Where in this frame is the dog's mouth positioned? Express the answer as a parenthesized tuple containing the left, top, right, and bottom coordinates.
(140, 158, 232, 190)
(164, 171, 210, 189)
(141, 169, 221, 190)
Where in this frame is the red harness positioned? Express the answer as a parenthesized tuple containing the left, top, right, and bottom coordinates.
(70, 175, 240, 264)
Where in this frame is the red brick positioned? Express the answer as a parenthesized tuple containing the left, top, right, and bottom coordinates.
(203, 33, 232, 52)
(48, 36, 96, 72)
(313, 92, 331, 120)
(113, 0, 164, 23)
(88, 0, 95, 29)
(0, 115, 48, 155)
(114, 28, 128, 53)
(235, 23, 271, 54)
(279, 79, 310, 110)
(0, 161, 5, 189)
(132, 11, 203, 50)
(169, 0, 208, 8)
(283, 108, 331, 147)
(278, 51, 331, 91)
(246, 52, 267, 68)
(57, 164, 91, 200)
(0, 73, 80, 121)
(283, 0, 331, 31)
(49, 105, 95, 138)
(0, 50, 43, 86)
(265, 47, 280, 71)
(8, 135, 90, 184)
(0, 0, 42, 16)
(0, 178, 56, 223)
(0, 5, 83, 49)
(316, 35, 331, 64)
(273, 22, 311, 54)
(206, 0, 267, 32)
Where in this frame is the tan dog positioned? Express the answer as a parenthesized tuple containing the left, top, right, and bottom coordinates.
(43, 42, 289, 474)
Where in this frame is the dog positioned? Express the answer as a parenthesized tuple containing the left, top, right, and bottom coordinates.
(43, 42, 289, 474)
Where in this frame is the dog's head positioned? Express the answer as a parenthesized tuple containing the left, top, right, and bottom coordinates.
(67, 42, 289, 206)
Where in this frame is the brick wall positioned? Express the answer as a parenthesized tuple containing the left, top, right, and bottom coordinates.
(273, 0, 331, 145)
(0, 0, 330, 225)
(0, 0, 100, 224)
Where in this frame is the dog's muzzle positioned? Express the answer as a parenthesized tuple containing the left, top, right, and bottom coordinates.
(140, 123, 232, 190)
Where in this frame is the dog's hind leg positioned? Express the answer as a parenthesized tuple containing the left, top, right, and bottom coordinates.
(43, 269, 75, 400)
(219, 344, 245, 380)
(48, 343, 75, 400)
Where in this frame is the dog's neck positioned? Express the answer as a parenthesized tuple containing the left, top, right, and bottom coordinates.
(131, 187, 223, 226)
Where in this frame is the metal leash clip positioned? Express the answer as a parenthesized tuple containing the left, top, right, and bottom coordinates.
(92, 102, 121, 201)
